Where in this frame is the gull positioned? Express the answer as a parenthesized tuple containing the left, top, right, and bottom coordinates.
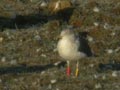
(57, 29, 92, 77)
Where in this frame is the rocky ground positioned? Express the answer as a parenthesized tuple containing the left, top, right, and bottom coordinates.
(0, 0, 120, 90)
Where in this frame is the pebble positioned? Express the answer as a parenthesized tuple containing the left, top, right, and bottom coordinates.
(36, 48, 41, 52)
(0, 79, 2, 83)
(54, 61, 61, 66)
(41, 71, 46, 75)
(49, 0, 72, 13)
(93, 7, 100, 12)
(53, 48, 57, 52)
(87, 36, 94, 42)
(94, 74, 99, 79)
(106, 49, 113, 54)
(112, 71, 117, 77)
(10, 60, 17, 65)
(40, 1, 47, 7)
(32, 81, 37, 86)
(111, 32, 116, 36)
(14, 79, 18, 82)
(95, 83, 102, 89)
(48, 84, 52, 89)
(103, 23, 110, 30)
(41, 54, 47, 58)
(34, 35, 41, 41)
(102, 75, 106, 80)
(1, 57, 6, 62)
(51, 79, 57, 84)
(89, 64, 94, 68)
(115, 47, 120, 52)
(0, 37, 3, 42)
(94, 22, 99, 27)
(56, 88, 59, 90)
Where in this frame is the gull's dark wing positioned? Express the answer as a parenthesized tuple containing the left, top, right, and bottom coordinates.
(78, 32, 93, 57)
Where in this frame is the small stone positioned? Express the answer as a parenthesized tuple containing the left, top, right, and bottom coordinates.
(51, 79, 57, 84)
(95, 83, 102, 89)
(40, 1, 47, 7)
(56, 88, 59, 90)
(0, 79, 2, 83)
(115, 47, 120, 52)
(41, 71, 46, 75)
(14, 79, 18, 82)
(41, 54, 47, 58)
(89, 64, 94, 68)
(1, 57, 6, 62)
(54, 61, 61, 66)
(106, 49, 113, 54)
(103, 23, 110, 30)
(94, 74, 98, 79)
(87, 36, 94, 42)
(94, 22, 99, 27)
(32, 81, 37, 86)
(49, 0, 72, 14)
(93, 7, 100, 12)
(0, 37, 3, 42)
(111, 32, 116, 36)
(36, 48, 41, 52)
(53, 48, 57, 52)
(10, 60, 17, 65)
(112, 71, 117, 77)
(102, 75, 106, 80)
(48, 84, 52, 89)
(34, 35, 41, 41)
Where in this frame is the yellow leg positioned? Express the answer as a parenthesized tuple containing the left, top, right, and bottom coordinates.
(75, 61, 79, 77)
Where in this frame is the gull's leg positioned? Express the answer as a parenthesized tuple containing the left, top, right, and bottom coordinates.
(75, 61, 79, 77)
(66, 61, 70, 76)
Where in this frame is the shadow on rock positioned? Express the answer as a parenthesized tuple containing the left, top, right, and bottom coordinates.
(0, 61, 66, 75)
(99, 63, 120, 71)
(0, 13, 48, 30)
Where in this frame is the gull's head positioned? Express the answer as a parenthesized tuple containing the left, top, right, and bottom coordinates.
(60, 29, 74, 38)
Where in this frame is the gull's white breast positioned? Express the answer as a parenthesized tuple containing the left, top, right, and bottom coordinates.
(57, 36, 86, 61)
